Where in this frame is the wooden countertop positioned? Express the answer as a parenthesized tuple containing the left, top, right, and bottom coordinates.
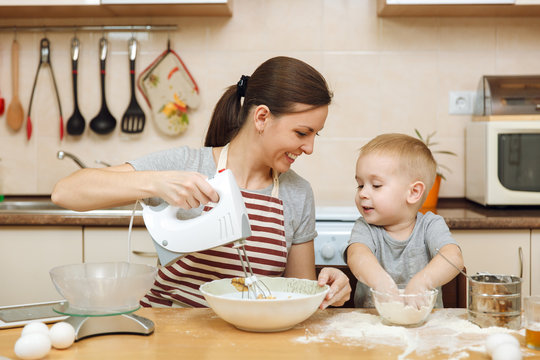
(1, 197, 540, 229)
(0, 308, 538, 360)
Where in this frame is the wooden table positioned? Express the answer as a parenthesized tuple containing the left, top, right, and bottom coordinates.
(1, 308, 539, 360)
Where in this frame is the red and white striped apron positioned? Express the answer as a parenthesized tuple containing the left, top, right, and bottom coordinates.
(141, 144, 287, 307)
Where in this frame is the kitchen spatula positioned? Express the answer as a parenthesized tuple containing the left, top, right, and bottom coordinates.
(121, 37, 145, 133)
(6, 39, 24, 131)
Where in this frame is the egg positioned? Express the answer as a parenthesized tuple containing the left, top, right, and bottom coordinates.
(21, 322, 49, 338)
(485, 333, 520, 355)
(491, 342, 522, 360)
(14, 332, 51, 360)
(49, 322, 76, 349)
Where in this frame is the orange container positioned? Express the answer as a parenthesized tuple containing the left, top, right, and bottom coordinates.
(421, 174, 441, 212)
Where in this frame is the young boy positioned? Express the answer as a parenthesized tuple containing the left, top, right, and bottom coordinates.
(344, 133, 464, 308)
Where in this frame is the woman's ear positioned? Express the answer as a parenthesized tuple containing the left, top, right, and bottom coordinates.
(253, 105, 271, 133)
(407, 181, 426, 205)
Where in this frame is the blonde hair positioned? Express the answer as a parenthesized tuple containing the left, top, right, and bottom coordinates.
(359, 133, 437, 201)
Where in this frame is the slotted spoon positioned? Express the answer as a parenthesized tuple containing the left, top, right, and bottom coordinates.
(121, 37, 145, 133)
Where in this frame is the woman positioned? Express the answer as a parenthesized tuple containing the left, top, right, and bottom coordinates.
(52, 56, 351, 309)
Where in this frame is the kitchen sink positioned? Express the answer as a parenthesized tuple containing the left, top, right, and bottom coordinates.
(0, 198, 142, 216)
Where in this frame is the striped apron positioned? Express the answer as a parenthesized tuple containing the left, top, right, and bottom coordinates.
(141, 144, 287, 307)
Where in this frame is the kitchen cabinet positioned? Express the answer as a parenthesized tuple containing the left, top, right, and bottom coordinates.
(0, 1, 99, 4)
(0, 226, 82, 306)
(0, 0, 232, 18)
(0, 225, 156, 306)
(453, 229, 531, 298)
(83, 227, 158, 266)
(532, 230, 540, 295)
(377, 0, 540, 16)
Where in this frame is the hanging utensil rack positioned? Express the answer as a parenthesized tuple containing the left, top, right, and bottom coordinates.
(0, 25, 177, 33)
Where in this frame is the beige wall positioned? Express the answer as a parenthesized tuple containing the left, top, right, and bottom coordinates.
(0, 0, 539, 206)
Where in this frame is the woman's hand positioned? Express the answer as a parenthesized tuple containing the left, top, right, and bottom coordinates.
(151, 171, 219, 209)
(317, 267, 351, 309)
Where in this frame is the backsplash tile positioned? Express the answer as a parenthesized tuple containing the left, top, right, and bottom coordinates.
(1, 0, 540, 205)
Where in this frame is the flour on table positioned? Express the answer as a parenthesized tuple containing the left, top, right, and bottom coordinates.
(294, 309, 534, 360)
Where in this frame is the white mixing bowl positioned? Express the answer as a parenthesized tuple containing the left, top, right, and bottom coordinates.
(200, 277, 329, 332)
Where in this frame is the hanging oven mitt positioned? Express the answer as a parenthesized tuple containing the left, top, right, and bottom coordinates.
(138, 49, 199, 136)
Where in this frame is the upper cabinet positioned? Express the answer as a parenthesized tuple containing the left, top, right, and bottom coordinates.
(378, 0, 540, 16)
(0, 0, 232, 18)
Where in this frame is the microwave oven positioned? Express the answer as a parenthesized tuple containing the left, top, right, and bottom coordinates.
(465, 120, 540, 206)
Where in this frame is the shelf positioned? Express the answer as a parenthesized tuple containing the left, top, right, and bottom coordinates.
(377, 0, 540, 16)
(0, 1, 232, 18)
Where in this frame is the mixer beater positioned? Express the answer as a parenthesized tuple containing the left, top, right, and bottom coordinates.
(233, 241, 272, 299)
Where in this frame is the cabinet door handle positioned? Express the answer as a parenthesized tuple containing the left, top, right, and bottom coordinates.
(132, 250, 158, 258)
(518, 246, 523, 278)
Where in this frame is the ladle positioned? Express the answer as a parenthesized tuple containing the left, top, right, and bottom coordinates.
(66, 37, 85, 136)
(89, 37, 116, 135)
(435, 248, 473, 282)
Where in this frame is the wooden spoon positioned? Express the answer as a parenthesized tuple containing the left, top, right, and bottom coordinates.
(6, 39, 24, 131)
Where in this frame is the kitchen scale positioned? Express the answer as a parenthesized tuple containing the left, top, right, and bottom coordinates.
(52, 302, 154, 341)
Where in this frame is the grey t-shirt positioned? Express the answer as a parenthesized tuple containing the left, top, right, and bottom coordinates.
(128, 146, 317, 250)
(344, 211, 458, 308)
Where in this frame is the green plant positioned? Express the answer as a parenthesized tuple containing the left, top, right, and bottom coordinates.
(414, 129, 457, 180)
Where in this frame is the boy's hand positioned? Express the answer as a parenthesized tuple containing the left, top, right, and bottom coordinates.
(373, 273, 400, 302)
(404, 277, 431, 309)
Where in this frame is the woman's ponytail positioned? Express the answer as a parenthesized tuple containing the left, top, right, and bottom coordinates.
(204, 86, 242, 147)
(204, 56, 332, 147)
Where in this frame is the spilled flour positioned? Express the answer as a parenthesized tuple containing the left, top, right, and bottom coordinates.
(294, 309, 534, 359)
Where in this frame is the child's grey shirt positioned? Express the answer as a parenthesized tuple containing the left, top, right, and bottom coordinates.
(343, 211, 458, 308)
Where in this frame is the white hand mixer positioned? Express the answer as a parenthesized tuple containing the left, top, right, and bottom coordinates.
(140, 169, 271, 299)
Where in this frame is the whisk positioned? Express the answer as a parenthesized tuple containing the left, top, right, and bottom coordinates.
(233, 240, 272, 299)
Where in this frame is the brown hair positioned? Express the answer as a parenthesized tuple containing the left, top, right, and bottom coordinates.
(359, 133, 437, 199)
(204, 56, 332, 147)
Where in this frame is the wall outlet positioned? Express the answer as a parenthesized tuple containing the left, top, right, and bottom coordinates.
(449, 91, 477, 115)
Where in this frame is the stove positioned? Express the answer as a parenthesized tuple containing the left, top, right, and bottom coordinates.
(314, 207, 359, 266)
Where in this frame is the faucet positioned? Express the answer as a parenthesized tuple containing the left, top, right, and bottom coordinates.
(57, 150, 86, 169)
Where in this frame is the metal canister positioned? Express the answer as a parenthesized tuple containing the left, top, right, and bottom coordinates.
(468, 274, 521, 330)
